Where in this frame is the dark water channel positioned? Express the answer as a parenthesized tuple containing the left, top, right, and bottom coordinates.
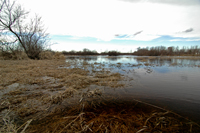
(66, 55, 200, 124)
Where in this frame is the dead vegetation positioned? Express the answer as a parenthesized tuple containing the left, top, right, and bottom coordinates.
(26, 98, 200, 133)
(0, 51, 65, 60)
(0, 58, 199, 132)
(0, 59, 125, 132)
(134, 56, 200, 60)
(160, 56, 200, 60)
(39, 51, 66, 60)
(0, 60, 67, 86)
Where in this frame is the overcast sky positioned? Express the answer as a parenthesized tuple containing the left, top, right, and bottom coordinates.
(18, 0, 200, 52)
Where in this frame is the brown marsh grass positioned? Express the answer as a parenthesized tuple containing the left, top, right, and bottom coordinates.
(0, 51, 65, 60)
(27, 97, 200, 133)
(160, 56, 200, 60)
(134, 56, 200, 60)
(0, 59, 200, 132)
(39, 51, 66, 60)
(0, 59, 125, 132)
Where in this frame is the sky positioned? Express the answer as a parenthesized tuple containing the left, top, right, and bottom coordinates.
(18, 0, 200, 52)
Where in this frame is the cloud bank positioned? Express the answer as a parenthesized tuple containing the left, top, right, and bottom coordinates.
(119, 0, 200, 6)
(19, 0, 200, 42)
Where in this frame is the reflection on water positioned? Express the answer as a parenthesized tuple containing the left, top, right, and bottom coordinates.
(66, 55, 200, 66)
(66, 55, 200, 123)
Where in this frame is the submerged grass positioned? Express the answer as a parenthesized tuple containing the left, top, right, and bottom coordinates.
(27, 97, 200, 133)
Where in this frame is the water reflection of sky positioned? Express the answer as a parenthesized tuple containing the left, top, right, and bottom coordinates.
(66, 56, 200, 123)
(152, 66, 170, 73)
(66, 55, 200, 66)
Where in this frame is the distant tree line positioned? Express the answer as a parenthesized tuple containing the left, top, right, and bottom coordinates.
(62, 49, 127, 56)
(62, 46, 200, 56)
(101, 50, 121, 56)
(133, 46, 200, 56)
(62, 48, 98, 55)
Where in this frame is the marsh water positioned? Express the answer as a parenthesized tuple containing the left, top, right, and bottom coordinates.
(66, 55, 200, 124)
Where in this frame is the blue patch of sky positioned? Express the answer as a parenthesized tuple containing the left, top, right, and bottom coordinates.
(152, 35, 200, 47)
(153, 35, 175, 42)
(115, 34, 129, 38)
(50, 34, 200, 49)
(50, 35, 98, 42)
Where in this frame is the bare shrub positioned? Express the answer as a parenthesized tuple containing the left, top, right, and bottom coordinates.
(0, 0, 49, 59)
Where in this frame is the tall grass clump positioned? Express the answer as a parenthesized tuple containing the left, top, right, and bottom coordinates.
(0, 50, 65, 60)
(39, 51, 65, 60)
(0, 51, 29, 60)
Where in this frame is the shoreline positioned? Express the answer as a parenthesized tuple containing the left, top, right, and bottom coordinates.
(0, 59, 200, 132)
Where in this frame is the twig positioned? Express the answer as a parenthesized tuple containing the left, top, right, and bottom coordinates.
(59, 112, 85, 133)
(132, 98, 200, 127)
(20, 119, 32, 133)
(136, 126, 148, 133)
(16, 119, 32, 133)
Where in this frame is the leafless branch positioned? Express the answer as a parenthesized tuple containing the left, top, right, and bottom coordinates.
(0, 0, 49, 59)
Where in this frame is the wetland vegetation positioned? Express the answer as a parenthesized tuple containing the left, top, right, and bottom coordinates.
(1, 0, 200, 132)
(61, 45, 200, 56)
(1, 55, 200, 132)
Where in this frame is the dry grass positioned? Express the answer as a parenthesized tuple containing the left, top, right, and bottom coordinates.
(0, 59, 199, 132)
(134, 56, 200, 60)
(134, 57, 149, 62)
(0, 51, 65, 60)
(148, 56, 158, 60)
(0, 60, 67, 86)
(160, 56, 200, 60)
(39, 51, 66, 60)
(0, 59, 126, 132)
(26, 98, 200, 133)
(0, 109, 32, 133)
(0, 51, 29, 60)
(94, 73, 124, 87)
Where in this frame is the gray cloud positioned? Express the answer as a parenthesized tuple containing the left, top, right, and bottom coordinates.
(184, 28, 193, 33)
(119, 0, 200, 6)
(134, 31, 143, 36)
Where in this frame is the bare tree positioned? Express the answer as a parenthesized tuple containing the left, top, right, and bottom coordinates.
(16, 15, 49, 59)
(0, 0, 49, 59)
(0, 0, 6, 50)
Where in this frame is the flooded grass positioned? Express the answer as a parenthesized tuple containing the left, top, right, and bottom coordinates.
(25, 98, 200, 133)
(0, 58, 200, 132)
(160, 56, 200, 60)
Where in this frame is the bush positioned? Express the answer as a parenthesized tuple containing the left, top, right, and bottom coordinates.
(0, 51, 28, 60)
(39, 51, 65, 60)
(39, 51, 54, 60)
(53, 52, 66, 59)
(0, 50, 65, 60)
(108, 51, 120, 56)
